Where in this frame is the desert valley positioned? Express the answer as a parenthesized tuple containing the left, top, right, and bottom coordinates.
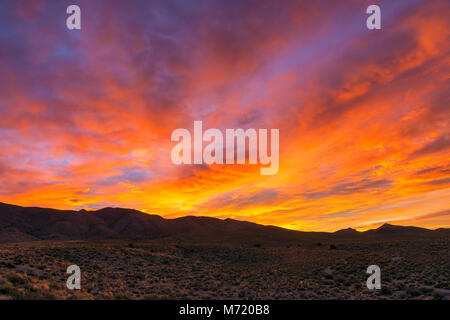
(0, 202, 448, 300)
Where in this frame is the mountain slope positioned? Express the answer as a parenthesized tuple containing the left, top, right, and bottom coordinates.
(0, 202, 448, 243)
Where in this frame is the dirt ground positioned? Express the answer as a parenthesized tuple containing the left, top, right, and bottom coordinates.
(0, 238, 448, 300)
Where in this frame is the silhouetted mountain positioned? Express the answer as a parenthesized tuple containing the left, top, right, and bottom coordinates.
(0, 202, 448, 243)
(333, 227, 360, 236)
(363, 223, 435, 238)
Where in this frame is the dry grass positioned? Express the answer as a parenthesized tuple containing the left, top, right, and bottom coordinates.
(0, 238, 448, 300)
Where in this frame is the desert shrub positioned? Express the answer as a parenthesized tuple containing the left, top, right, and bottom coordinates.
(133, 273, 145, 281)
(334, 274, 345, 283)
(406, 287, 421, 297)
(433, 291, 443, 299)
(381, 286, 392, 295)
(420, 287, 432, 294)
(6, 273, 26, 285)
(0, 284, 14, 295)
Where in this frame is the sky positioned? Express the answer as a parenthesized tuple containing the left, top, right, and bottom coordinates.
(0, 0, 449, 231)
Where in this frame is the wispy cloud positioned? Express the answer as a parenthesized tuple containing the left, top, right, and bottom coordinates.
(0, 0, 448, 231)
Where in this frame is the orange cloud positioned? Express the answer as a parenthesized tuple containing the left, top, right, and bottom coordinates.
(0, 0, 448, 231)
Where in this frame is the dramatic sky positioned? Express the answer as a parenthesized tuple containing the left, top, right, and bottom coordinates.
(0, 0, 449, 231)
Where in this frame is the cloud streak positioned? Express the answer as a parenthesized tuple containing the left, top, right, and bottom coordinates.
(0, 0, 449, 231)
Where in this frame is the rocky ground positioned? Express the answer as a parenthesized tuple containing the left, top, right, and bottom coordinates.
(0, 238, 448, 300)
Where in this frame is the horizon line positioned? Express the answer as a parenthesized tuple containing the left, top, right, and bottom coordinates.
(1, 201, 448, 234)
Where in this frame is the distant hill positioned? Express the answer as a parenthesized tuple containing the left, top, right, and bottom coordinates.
(366, 223, 431, 235)
(333, 227, 360, 236)
(0, 202, 448, 243)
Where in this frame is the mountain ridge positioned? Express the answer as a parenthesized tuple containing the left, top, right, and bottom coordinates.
(0, 202, 448, 243)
